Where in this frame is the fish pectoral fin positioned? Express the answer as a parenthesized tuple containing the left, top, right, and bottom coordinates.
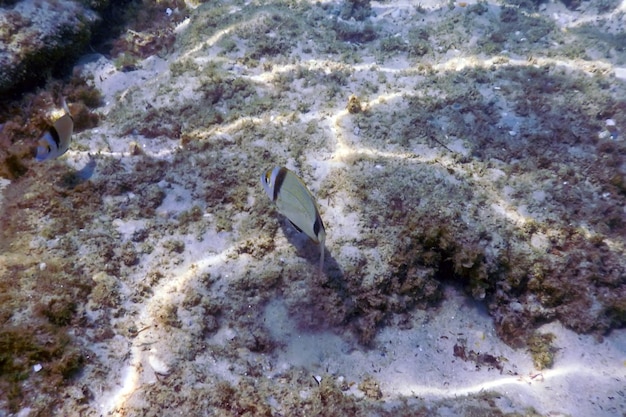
(288, 219, 303, 233)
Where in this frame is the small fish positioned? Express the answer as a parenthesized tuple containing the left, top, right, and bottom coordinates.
(35, 99, 73, 161)
(261, 166, 326, 276)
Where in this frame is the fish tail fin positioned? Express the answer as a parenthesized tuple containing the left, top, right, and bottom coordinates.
(60, 97, 70, 116)
(318, 234, 325, 278)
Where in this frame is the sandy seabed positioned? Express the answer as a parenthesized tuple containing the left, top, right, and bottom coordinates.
(1, 0, 625, 416)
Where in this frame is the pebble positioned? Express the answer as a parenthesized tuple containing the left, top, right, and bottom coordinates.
(605, 119, 619, 139)
(148, 351, 170, 375)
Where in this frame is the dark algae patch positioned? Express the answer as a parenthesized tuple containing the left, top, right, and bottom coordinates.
(0, 257, 90, 413)
(0, 327, 84, 411)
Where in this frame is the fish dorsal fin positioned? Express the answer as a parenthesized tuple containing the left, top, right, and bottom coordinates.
(53, 113, 74, 142)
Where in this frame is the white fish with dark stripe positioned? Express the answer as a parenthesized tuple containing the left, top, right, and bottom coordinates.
(35, 99, 73, 161)
(261, 166, 326, 276)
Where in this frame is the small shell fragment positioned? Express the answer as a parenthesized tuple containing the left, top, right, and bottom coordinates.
(605, 119, 619, 139)
(148, 352, 170, 375)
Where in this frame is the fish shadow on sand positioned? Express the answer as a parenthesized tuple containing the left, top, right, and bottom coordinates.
(280, 219, 343, 282)
(56, 155, 97, 189)
(280, 219, 353, 330)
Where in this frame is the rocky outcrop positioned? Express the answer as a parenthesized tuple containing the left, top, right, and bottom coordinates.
(0, 0, 99, 96)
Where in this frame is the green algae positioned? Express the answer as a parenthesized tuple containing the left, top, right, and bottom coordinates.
(527, 332, 557, 370)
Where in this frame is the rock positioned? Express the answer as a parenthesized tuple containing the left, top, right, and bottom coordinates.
(0, 0, 99, 96)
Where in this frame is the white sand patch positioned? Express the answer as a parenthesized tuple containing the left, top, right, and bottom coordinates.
(0, 178, 10, 210)
(77, 54, 172, 115)
(264, 286, 626, 417)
